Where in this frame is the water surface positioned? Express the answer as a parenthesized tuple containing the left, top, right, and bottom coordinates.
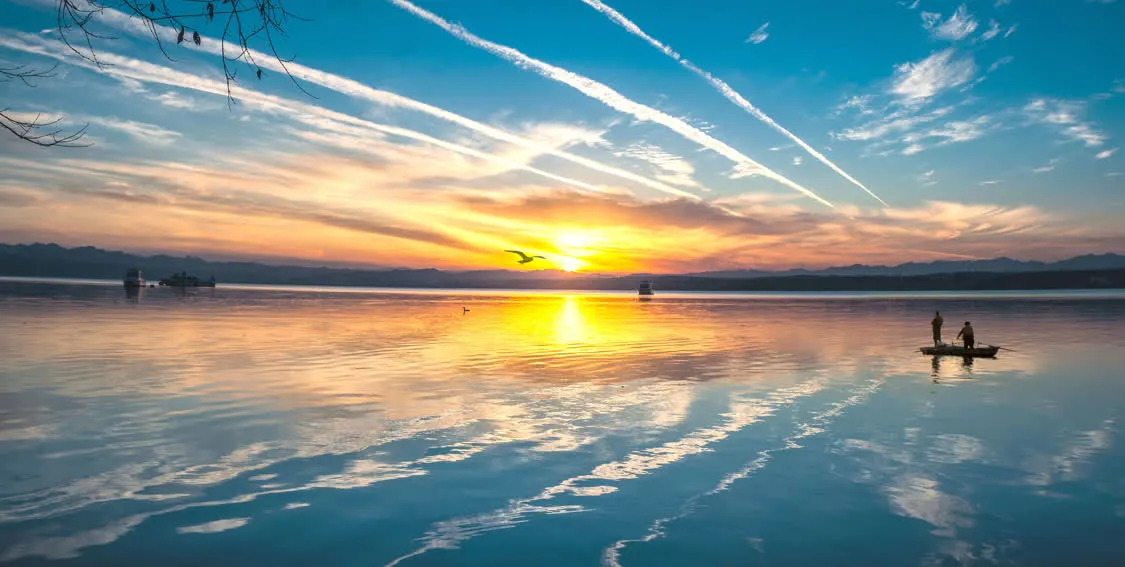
(1, 280, 1124, 566)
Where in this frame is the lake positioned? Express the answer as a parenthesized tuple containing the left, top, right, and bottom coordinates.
(1, 279, 1124, 566)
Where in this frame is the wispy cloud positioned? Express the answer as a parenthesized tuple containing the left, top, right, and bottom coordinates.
(834, 105, 956, 142)
(580, 0, 886, 205)
(1097, 148, 1119, 159)
(917, 170, 937, 186)
(389, 0, 837, 208)
(1024, 98, 1108, 148)
(891, 49, 977, 104)
(82, 116, 182, 145)
(988, 56, 1014, 72)
(1004, 24, 1018, 38)
(746, 22, 770, 44)
(1033, 165, 1055, 174)
(980, 180, 1002, 185)
(995, 0, 1012, 6)
(980, 19, 1002, 41)
(614, 142, 701, 188)
(792, 157, 803, 166)
(923, 5, 979, 41)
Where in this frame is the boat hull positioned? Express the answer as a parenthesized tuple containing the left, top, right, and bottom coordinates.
(920, 345, 999, 357)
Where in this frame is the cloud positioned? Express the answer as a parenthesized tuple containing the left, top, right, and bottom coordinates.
(18, 12, 703, 202)
(1032, 165, 1055, 174)
(613, 142, 701, 188)
(579, 0, 886, 205)
(81, 116, 181, 145)
(995, 0, 1011, 6)
(835, 95, 877, 116)
(792, 156, 803, 166)
(923, 5, 979, 41)
(980, 180, 1002, 185)
(980, 19, 1002, 41)
(177, 518, 249, 534)
(1097, 148, 1118, 159)
(769, 144, 793, 151)
(388, 0, 837, 208)
(988, 56, 1014, 72)
(746, 22, 770, 44)
(900, 115, 998, 154)
(891, 49, 977, 103)
(833, 105, 956, 142)
(1114, 80, 1125, 94)
(903, 144, 925, 156)
(1004, 24, 1018, 38)
(1024, 98, 1108, 148)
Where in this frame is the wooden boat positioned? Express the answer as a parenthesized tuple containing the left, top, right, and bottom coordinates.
(919, 344, 999, 357)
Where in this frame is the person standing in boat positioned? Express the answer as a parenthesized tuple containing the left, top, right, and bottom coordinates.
(956, 321, 975, 349)
(931, 311, 944, 346)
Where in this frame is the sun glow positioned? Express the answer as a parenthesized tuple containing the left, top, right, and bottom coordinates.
(558, 256, 585, 272)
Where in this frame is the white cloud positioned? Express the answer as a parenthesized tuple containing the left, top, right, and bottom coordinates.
(891, 49, 977, 103)
(1032, 165, 1055, 174)
(916, 170, 937, 184)
(792, 156, 803, 166)
(1096, 148, 1118, 159)
(980, 19, 1002, 41)
(835, 95, 876, 116)
(1107, 172, 1124, 177)
(980, 180, 1002, 185)
(904, 144, 925, 156)
(81, 116, 182, 145)
(903, 0, 921, 8)
(177, 518, 249, 534)
(923, 5, 979, 41)
(834, 105, 955, 142)
(614, 142, 700, 187)
(1024, 98, 1108, 148)
(769, 144, 793, 151)
(1114, 79, 1125, 94)
(995, 0, 1011, 6)
(746, 22, 770, 44)
(988, 56, 1014, 72)
(1004, 24, 1018, 38)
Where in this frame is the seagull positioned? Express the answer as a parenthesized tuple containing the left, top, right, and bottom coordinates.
(462, 306, 470, 314)
(505, 250, 546, 264)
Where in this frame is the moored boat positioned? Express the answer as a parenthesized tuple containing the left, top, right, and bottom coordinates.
(123, 268, 145, 288)
(920, 344, 999, 358)
(159, 271, 216, 287)
(638, 280, 654, 296)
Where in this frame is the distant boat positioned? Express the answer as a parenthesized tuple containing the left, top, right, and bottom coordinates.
(123, 268, 145, 288)
(920, 344, 999, 358)
(638, 280, 654, 296)
(159, 271, 216, 287)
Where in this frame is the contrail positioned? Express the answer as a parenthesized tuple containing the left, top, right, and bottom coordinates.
(580, 0, 888, 207)
(388, 0, 837, 209)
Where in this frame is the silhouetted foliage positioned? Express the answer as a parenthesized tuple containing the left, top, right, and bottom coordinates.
(3, 0, 312, 147)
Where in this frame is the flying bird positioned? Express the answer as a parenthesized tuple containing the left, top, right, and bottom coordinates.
(505, 250, 546, 264)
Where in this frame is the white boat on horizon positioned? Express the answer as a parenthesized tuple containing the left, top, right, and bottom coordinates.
(123, 268, 145, 288)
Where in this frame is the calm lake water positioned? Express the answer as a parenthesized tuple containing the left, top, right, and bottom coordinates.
(2, 279, 1124, 566)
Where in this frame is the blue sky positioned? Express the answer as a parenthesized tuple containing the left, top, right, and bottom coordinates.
(1, 0, 1124, 271)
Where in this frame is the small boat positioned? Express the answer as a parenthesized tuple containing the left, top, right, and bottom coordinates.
(159, 271, 216, 287)
(123, 268, 145, 288)
(920, 344, 999, 358)
(638, 280, 654, 296)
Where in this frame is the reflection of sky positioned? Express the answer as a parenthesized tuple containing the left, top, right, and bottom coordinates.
(1, 283, 1124, 564)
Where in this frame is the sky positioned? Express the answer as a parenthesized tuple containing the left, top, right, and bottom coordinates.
(1, 0, 1124, 273)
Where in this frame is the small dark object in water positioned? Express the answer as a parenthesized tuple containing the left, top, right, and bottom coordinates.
(920, 344, 999, 358)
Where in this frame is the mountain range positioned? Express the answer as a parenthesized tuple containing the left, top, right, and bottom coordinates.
(3, 243, 1125, 291)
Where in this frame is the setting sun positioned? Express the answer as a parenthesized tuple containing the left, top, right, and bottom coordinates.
(558, 256, 585, 272)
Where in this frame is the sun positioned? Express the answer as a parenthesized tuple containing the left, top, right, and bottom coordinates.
(559, 256, 585, 272)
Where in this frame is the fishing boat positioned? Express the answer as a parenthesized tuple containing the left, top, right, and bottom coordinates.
(123, 268, 145, 288)
(638, 280, 654, 296)
(158, 271, 216, 287)
(920, 344, 999, 358)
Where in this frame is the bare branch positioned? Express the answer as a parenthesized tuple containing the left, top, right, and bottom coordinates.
(0, 109, 90, 147)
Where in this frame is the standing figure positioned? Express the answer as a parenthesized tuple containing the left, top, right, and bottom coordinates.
(956, 321, 975, 349)
(931, 311, 944, 346)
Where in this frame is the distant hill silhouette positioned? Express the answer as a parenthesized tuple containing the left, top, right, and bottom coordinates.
(2, 243, 1125, 291)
